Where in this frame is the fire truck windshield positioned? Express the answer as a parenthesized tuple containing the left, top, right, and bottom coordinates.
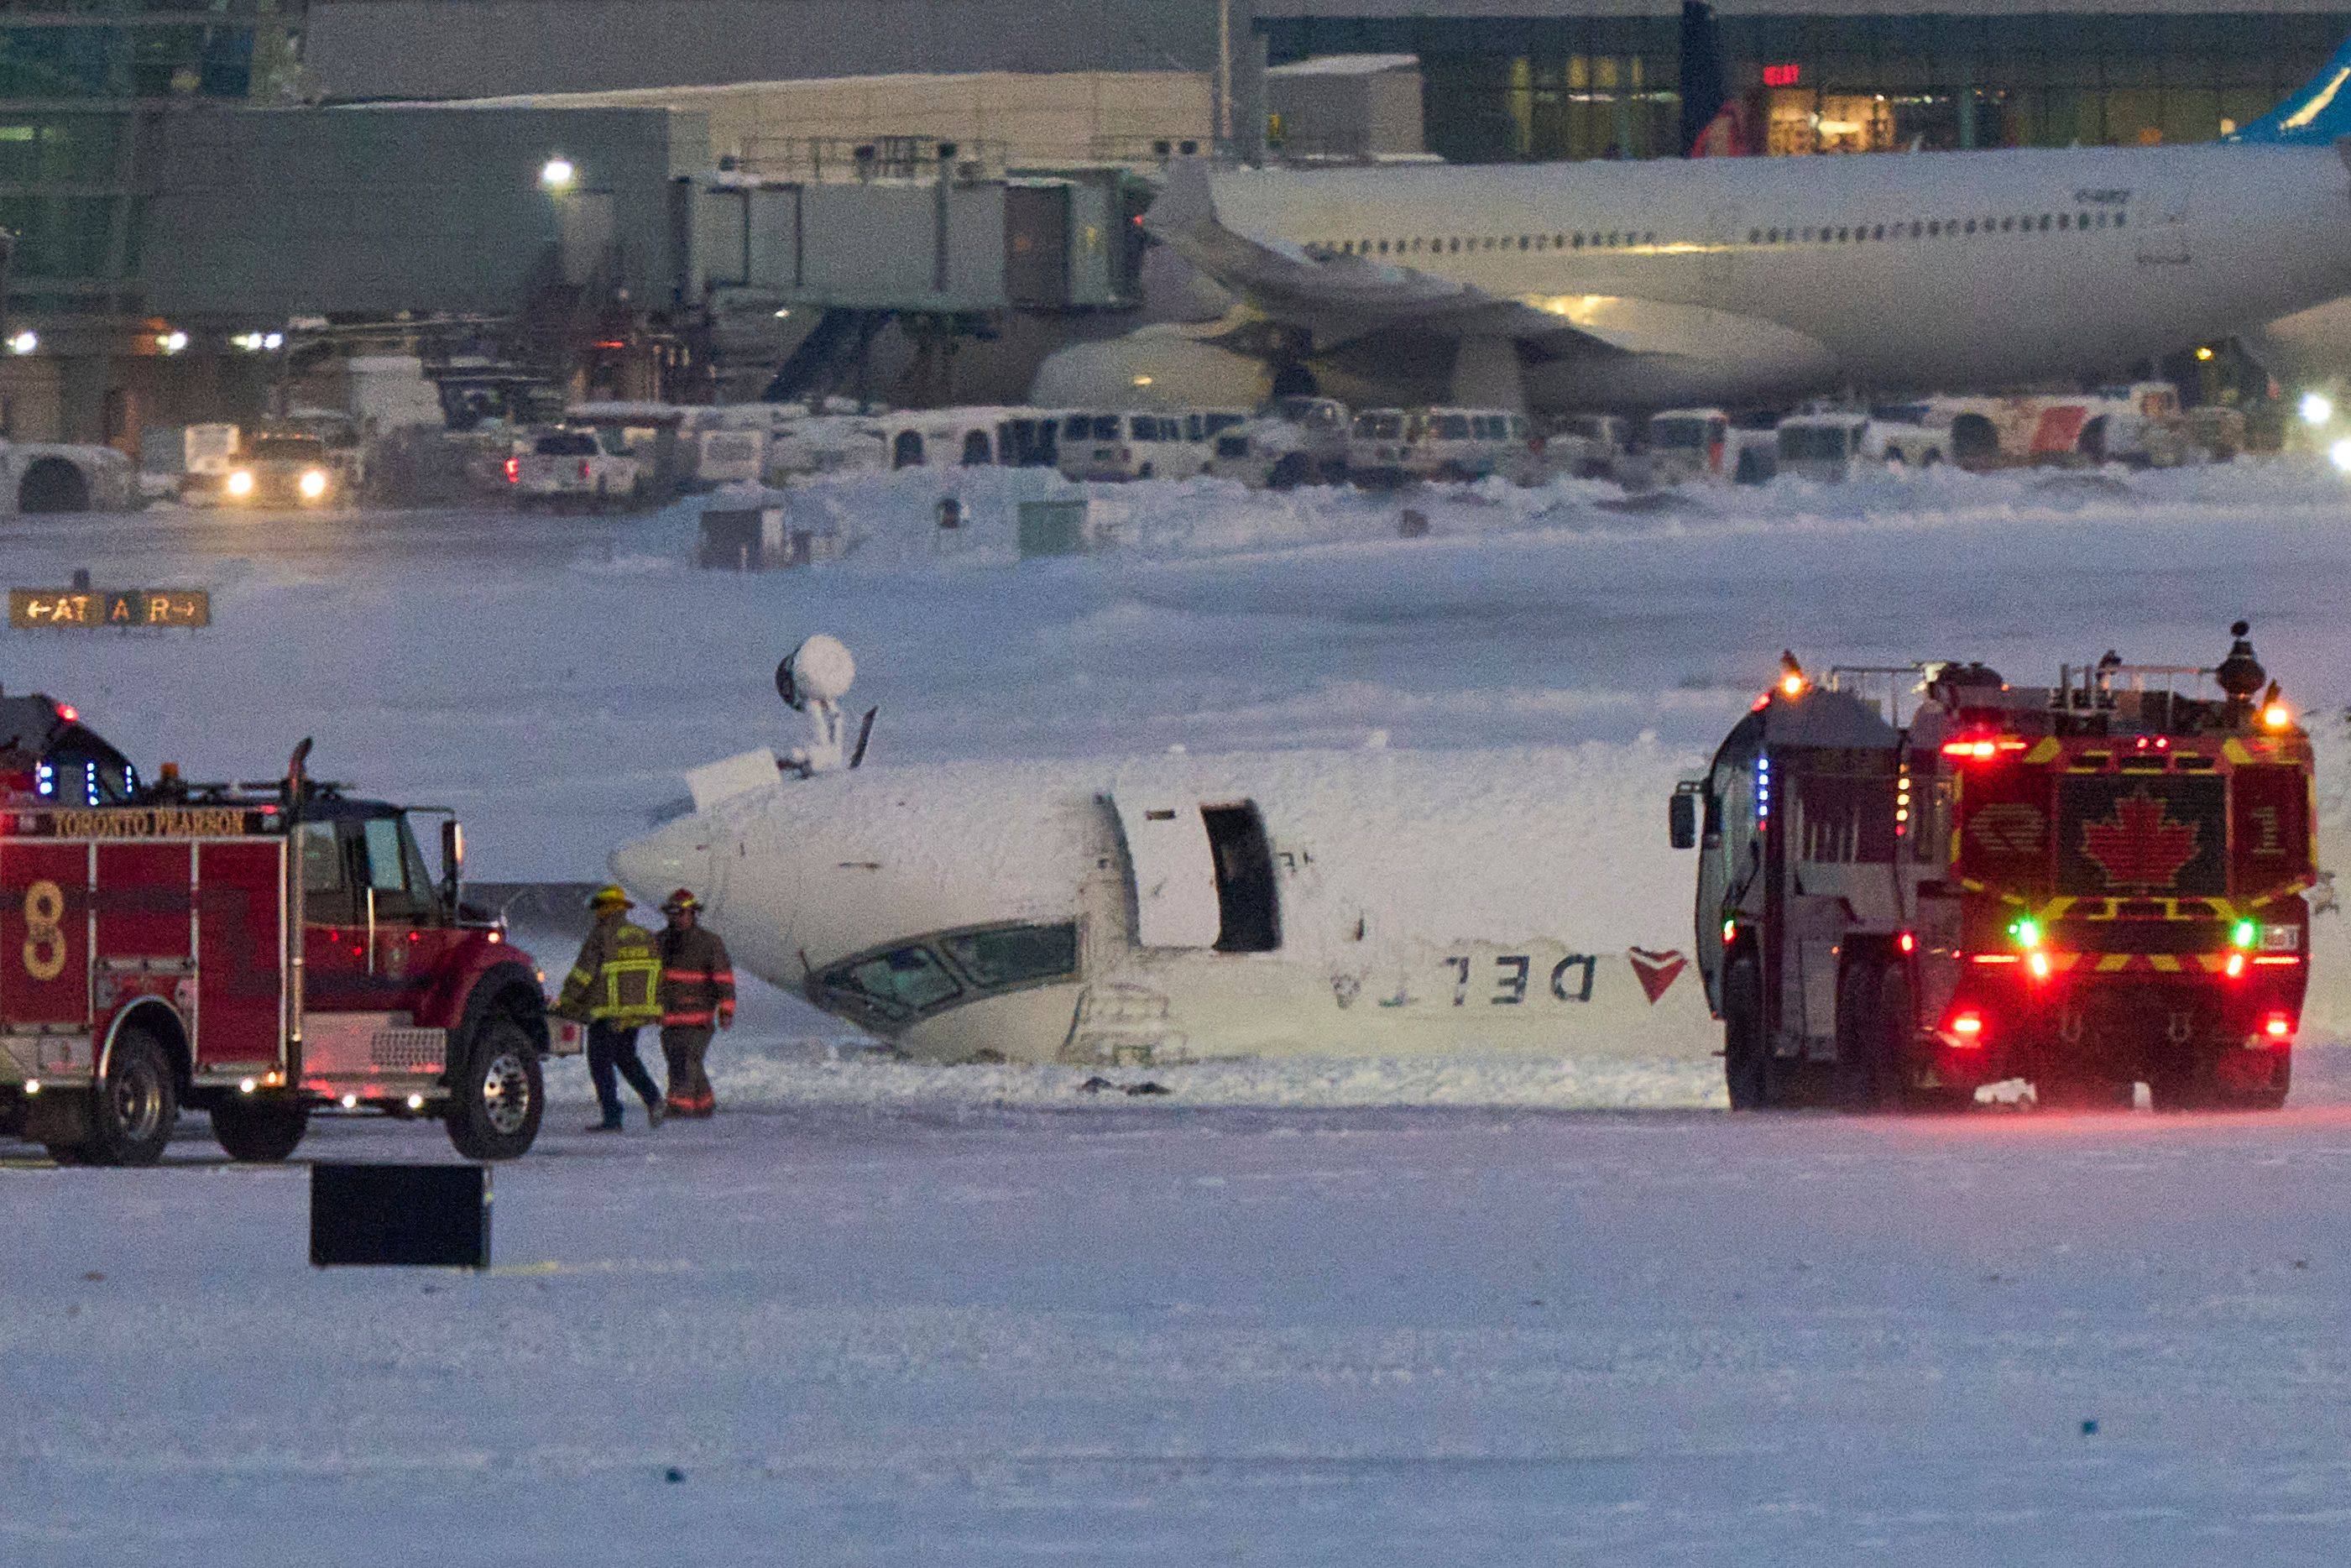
(37, 734, 138, 806)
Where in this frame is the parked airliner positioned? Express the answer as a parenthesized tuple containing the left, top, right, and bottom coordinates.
(1033, 130, 2351, 413)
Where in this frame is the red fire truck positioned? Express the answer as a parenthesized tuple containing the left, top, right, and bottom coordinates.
(0, 692, 567, 1164)
(1670, 625, 2314, 1112)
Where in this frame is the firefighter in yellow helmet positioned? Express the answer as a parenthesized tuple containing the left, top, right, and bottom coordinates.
(555, 885, 666, 1132)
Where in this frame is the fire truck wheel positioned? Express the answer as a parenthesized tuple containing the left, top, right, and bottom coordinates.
(78, 1030, 178, 1167)
(1836, 960, 1907, 1112)
(211, 1098, 311, 1163)
(1723, 954, 1770, 1111)
(446, 1019, 544, 1161)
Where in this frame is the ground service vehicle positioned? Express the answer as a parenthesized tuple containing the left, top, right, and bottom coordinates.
(1058, 411, 1211, 481)
(1347, 406, 1533, 486)
(510, 428, 642, 507)
(1671, 626, 2312, 1112)
(220, 432, 340, 507)
(1774, 412, 1951, 480)
(0, 694, 565, 1165)
(1207, 397, 1351, 488)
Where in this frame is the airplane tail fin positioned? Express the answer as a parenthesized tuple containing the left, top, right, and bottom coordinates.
(2231, 36, 2351, 143)
(1145, 157, 1219, 242)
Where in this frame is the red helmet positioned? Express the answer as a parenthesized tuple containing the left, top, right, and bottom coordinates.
(661, 888, 700, 913)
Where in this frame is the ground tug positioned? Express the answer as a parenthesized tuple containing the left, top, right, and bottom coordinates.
(0, 693, 567, 1164)
(1672, 625, 2315, 1111)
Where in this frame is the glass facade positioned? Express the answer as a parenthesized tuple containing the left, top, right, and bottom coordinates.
(1259, 11, 2351, 162)
(0, 3, 294, 317)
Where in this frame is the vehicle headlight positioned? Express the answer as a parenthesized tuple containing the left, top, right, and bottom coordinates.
(298, 468, 329, 499)
(2301, 391, 2335, 428)
(2328, 436, 2351, 475)
(225, 468, 255, 497)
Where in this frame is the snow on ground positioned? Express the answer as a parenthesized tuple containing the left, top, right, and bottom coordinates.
(8, 461, 2351, 1560)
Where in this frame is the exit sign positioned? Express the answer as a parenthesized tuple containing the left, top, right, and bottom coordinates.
(1763, 63, 1802, 88)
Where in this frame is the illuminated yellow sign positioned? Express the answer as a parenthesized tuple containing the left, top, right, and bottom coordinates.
(8, 588, 211, 630)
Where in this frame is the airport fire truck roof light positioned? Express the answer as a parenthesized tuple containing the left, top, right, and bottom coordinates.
(2265, 1012, 2293, 1039)
(1941, 734, 2025, 760)
(1776, 650, 1807, 697)
(2263, 700, 2294, 731)
(7, 329, 35, 355)
(2329, 436, 2351, 475)
(2301, 390, 2335, 426)
(540, 155, 577, 191)
(55, 703, 76, 722)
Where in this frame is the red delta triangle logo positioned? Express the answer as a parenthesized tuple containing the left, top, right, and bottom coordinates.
(2080, 789, 2201, 890)
(1627, 948, 1688, 1005)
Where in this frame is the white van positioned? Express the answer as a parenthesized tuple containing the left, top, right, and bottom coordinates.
(1775, 413, 1951, 481)
(1643, 409, 1732, 483)
(696, 426, 769, 488)
(1547, 415, 1631, 480)
(1058, 411, 1209, 482)
(1346, 407, 1533, 486)
(765, 416, 888, 482)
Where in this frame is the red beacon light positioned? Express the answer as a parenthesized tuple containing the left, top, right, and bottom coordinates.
(55, 703, 76, 723)
(2265, 1012, 2293, 1040)
(1948, 1010, 1986, 1045)
(1940, 733, 2026, 760)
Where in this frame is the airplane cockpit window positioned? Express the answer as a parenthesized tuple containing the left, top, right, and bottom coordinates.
(827, 946, 963, 1018)
(939, 923, 1079, 990)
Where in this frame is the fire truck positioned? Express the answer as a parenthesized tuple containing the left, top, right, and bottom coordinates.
(1669, 625, 2314, 1112)
(0, 692, 567, 1164)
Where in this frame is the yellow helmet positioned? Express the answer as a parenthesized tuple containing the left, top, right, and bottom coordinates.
(587, 884, 631, 912)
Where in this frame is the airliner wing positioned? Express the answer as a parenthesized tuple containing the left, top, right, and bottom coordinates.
(1145, 160, 1826, 374)
(1147, 159, 1546, 340)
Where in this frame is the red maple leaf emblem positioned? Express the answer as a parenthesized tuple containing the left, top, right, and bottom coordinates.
(2081, 790, 2200, 889)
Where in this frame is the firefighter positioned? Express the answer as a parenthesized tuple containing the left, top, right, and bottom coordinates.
(556, 885, 666, 1132)
(656, 887, 735, 1117)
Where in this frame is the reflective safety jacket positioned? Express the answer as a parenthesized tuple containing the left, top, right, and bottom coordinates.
(657, 923, 737, 1028)
(558, 917, 665, 1025)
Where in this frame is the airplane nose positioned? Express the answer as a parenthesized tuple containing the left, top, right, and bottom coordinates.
(610, 815, 717, 911)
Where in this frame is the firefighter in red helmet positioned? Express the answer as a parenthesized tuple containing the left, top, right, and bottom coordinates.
(656, 888, 734, 1117)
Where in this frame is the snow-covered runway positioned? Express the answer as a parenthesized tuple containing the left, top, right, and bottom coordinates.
(14, 1077, 2351, 1565)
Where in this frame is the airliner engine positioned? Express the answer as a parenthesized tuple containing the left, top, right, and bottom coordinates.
(1031, 322, 1278, 411)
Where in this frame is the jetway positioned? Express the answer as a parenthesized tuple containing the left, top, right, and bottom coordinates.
(682, 149, 1141, 315)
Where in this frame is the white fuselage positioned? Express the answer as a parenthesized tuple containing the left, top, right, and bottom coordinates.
(1210, 144, 2351, 408)
(614, 747, 1712, 1066)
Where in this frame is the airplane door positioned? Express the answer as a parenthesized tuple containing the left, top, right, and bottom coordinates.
(1703, 204, 1738, 294)
(1108, 790, 1222, 948)
(2134, 190, 2187, 265)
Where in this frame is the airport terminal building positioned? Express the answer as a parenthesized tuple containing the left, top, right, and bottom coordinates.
(3, 0, 2349, 442)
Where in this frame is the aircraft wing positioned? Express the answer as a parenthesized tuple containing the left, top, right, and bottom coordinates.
(1144, 160, 1831, 376)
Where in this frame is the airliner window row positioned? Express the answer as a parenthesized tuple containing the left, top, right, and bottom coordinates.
(1305, 209, 2124, 259)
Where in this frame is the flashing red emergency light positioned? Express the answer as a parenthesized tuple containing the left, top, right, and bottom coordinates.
(2028, 950, 2051, 980)
(503, 457, 520, 483)
(55, 703, 76, 722)
(1898, 931, 1916, 954)
(1949, 1010, 1985, 1043)
(2265, 1012, 2293, 1039)
(1763, 63, 1801, 87)
(1941, 734, 2027, 760)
